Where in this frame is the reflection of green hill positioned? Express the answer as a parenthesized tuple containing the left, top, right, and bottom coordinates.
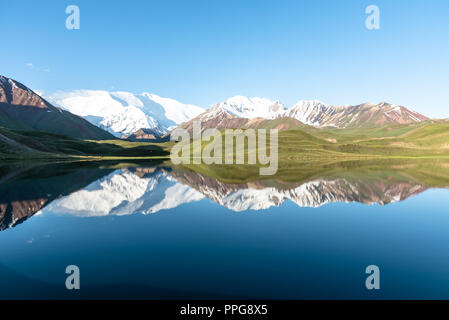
(0, 162, 115, 230)
(175, 158, 449, 188)
(2, 158, 449, 229)
(0, 160, 168, 231)
(166, 159, 449, 211)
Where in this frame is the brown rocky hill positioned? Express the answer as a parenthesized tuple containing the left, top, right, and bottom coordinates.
(173, 97, 429, 134)
(122, 128, 162, 141)
(285, 100, 429, 128)
(0, 75, 114, 140)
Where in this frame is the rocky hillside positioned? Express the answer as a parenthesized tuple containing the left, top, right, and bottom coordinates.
(285, 100, 428, 128)
(122, 128, 163, 141)
(0, 76, 114, 140)
(47, 90, 204, 137)
(175, 96, 286, 133)
(175, 96, 429, 133)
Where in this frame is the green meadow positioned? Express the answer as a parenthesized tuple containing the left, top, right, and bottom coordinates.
(172, 120, 449, 183)
(2, 120, 449, 186)
(0, 126, 172, 161)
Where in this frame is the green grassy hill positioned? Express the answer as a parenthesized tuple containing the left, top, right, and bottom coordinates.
(3, 118, 449, 168)
(322, 121, 449, 157)
(0, 103, 115, 140)
(0, 126, 170, 160)
(171, 121, 449, 182)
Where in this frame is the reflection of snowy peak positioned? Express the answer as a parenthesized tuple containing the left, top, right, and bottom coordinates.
(170, 171, 427, 212)
(47, 90, 204, 137)
(44, 167, 427, 217)
(46, 168, 204, 216)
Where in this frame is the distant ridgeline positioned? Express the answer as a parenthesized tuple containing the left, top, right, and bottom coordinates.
(2, 74, 449, 162)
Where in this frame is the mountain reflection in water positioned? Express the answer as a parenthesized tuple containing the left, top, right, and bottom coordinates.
(1, 159, 448, 230)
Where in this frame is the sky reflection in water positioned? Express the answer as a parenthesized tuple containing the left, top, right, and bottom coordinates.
(1, 161, 449, 299)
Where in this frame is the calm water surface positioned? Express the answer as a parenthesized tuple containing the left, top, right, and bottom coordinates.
(1, 161, 449, 299)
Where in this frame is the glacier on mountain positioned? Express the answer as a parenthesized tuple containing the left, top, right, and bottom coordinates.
(46, 89, 428, 135)
(47, 90, 204, 137)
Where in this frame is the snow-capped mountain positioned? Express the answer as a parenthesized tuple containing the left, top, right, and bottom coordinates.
(284, 100, 336, 126)
(176, 95, 286, 132)
(177, 96, 428, 132)
(47, 90, 204, 137)
(45, 87, 428, 136)
(196, 95, 285, 122)
(210, 95, 286, 119)
(284, 100, 428, 128)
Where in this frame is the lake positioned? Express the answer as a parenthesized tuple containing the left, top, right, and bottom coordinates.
(1, 160, 449, 299)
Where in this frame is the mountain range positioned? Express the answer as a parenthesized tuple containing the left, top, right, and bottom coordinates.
(47, 90, 204, 137)
(176, 97, 429, 133)
(48, 90, 428, 140)
(0, 75, 432, 143)
(46, 90, 430, 137)
(284, 100, 428, 127)
(1, 162, 436, 230)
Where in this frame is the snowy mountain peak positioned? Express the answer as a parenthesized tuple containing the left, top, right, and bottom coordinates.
(285, 100, 336, 126)
(212, 95, 286, 119)
(290, 100, 333, 112)
(284, 100, 428, 128)
(47, 90, 204, 137)
(140, 92, 204, 127)
(378, 101, 392, 107)
(45, 86, 429, 136)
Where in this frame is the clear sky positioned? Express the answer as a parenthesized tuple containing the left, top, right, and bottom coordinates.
(1, 0, 448, 117)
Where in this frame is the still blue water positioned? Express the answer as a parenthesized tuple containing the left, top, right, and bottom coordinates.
(1, 164, 449, 299)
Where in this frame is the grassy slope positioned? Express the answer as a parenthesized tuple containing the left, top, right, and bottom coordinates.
(3, 119, 449, 167)
(274, 120, 449, 159)
(323, 121, 449, 157)
(0, 127, 171, 160)
(0, 103, 115, 140)
(173, 121, 449, 183)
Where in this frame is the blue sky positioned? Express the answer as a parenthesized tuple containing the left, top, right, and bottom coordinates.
(1, 0, 448, 117)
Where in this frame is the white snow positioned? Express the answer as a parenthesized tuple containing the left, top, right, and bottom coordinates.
(141, 93, 204, 125)
(40, 167, 421, 218)
(210, 95, 286, 119)
(46, 90, 204, 137)
(284, 100, 335, 125)
(45, 169, 205, 217)
(45, 88, 426, 135)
